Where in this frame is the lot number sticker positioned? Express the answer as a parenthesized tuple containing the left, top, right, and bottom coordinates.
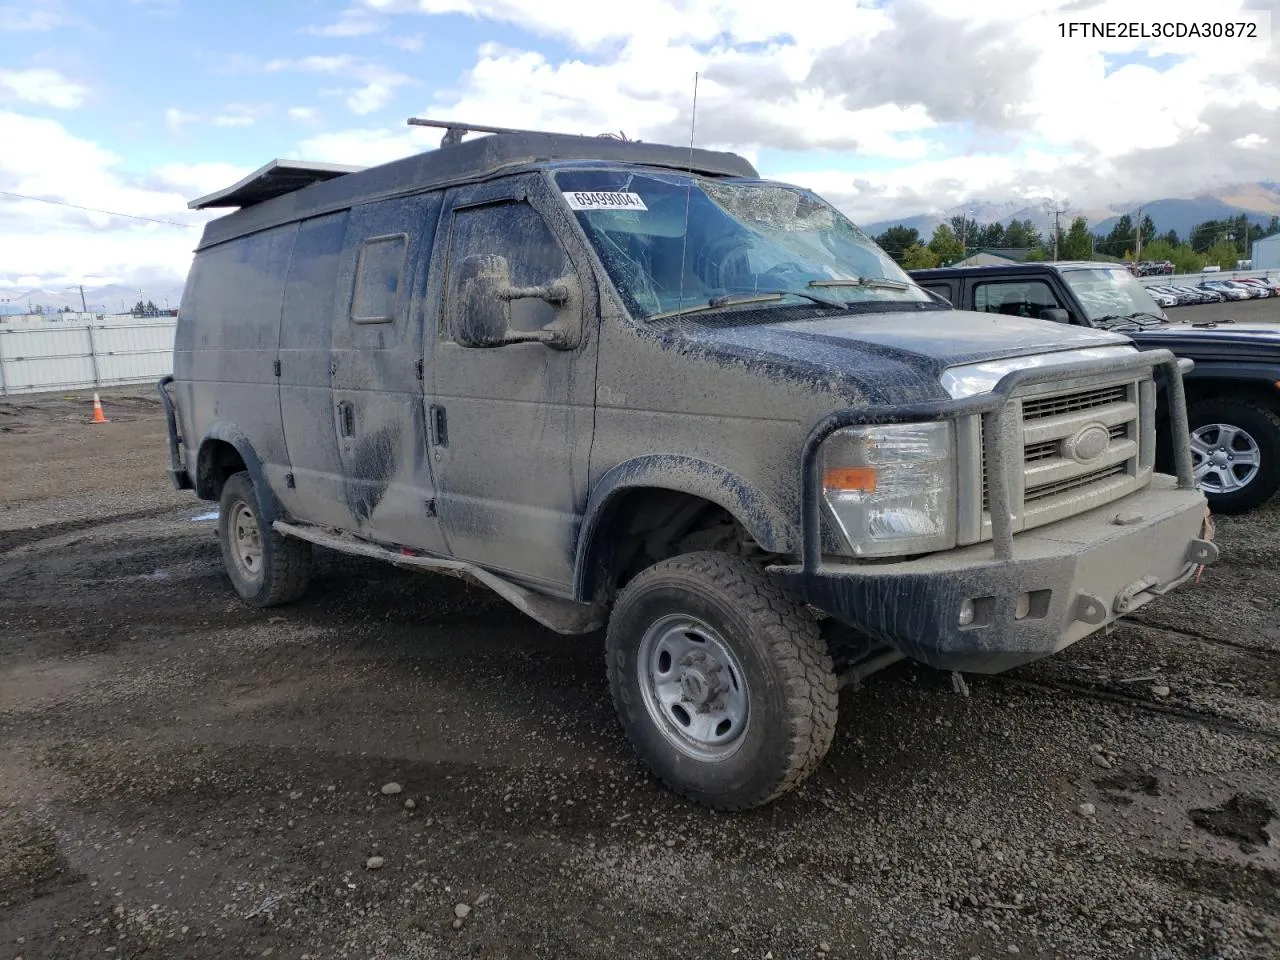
(563, 191, 648, 211)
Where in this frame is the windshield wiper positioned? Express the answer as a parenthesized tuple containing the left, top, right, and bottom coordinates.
(1093, 313, 1162, 330)
(648, 289, 844, 320)
(810, 277, 912, 292)
(1128, 311, 1168, 324)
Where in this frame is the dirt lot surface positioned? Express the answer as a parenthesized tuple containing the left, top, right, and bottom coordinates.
(1, 388, 1278, 960)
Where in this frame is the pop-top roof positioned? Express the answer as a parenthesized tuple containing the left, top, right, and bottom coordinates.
(189, 159, 365, 210)
(192, 126, 760, 250)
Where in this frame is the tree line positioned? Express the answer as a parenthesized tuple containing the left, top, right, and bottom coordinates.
(874, 212, 1280, 272)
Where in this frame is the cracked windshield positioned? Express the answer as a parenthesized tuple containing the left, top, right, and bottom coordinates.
(555, 170, 931, 319)
(1061, 266, 1168, 326)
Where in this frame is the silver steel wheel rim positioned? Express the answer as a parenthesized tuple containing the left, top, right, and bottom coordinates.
(229, 500, 265, 583)
(636, 613, 750, 762)
(1191, 422, 1261, 494)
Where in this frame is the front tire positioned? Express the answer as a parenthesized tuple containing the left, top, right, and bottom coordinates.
(1188, 398, 1280, 514)
(605, 552, 838, 810)
(218, 471, 313, 607)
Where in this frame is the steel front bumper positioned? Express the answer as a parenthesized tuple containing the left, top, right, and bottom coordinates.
(769, 477, 1217, 674)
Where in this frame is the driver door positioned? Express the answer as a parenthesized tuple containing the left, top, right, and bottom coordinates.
(425, 176, 600, 592)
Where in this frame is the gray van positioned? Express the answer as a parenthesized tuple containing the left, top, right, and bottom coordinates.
(160, 123, 1217, 809)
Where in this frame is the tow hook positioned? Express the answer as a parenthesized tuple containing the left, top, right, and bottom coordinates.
(1114, 576, 1161, 615)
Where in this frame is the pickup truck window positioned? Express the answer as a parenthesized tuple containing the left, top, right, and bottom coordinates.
(973, 280, 1061, 318)
(1060, 266, 1166, 324)
(553, 169, 929, 320)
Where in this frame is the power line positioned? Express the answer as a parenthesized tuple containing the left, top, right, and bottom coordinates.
(0, 190, 194, 228)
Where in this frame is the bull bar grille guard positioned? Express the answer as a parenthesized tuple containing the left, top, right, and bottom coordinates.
(797, 349, 1196, 573)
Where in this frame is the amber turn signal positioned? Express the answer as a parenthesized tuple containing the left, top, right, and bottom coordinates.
(823, 466, 877, 492)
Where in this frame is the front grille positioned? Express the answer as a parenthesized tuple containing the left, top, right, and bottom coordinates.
(1025, 464, 1127, 503)
(971, 377, 1149, 541)
(1021, 385, 1127, 420)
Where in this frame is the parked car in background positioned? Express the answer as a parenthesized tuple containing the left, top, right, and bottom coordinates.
(911, 261, 1280, 513)
(1177, 285, 1225, 303)
(1235, 278, 1275, 297)
(1146, 285, 1202, 306)
(1200, 280, 1253, 301)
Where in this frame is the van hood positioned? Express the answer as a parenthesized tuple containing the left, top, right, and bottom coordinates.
(669, 307, 1131, 404)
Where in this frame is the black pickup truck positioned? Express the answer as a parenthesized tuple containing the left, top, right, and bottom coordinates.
(910, 262, 1280, 513)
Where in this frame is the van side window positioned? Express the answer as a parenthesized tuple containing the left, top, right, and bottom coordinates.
(351, 233, 408, 323)
(446, 201, 569, 338)
(973, 280, 1061, 318)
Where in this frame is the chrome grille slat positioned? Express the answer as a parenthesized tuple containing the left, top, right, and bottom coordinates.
(1021, 385, 1127, 420)
(975, 377, 1150, 538)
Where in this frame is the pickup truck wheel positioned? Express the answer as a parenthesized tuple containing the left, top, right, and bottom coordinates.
(1187, 399, 1280, 514)
(605, 551, 838, 810)
(218, 471, 313, 607)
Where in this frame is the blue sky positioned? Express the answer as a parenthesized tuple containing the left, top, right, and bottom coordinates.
(0, 0, 1275, 300)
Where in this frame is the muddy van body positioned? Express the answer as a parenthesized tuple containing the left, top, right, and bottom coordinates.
(160, 126, 1216, 809)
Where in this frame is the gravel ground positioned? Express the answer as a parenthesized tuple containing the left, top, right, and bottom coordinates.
(1, 389, 1277, 960)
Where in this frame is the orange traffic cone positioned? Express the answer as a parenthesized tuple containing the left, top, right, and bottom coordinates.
(91, 392, 110, 424)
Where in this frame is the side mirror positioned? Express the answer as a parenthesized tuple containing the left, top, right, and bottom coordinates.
(1038, 307, 1070, 324)
(455, 254, 583, 351)
(456, 254, 513, 347)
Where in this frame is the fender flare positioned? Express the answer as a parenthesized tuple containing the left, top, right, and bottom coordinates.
(571, 455, 795, 602)
(195, 423, 283, 523)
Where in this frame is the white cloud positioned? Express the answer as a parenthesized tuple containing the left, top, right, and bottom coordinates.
(386, 33, 424, 51)
(288, 106, 320, 123)
(341, 0, 1278, 222)
(265, 55, 414, 115)
(0, 68, 88, 109)
(164, 107, 198, 132)
(304, 5, 384, 36)
(0, 3, 72, 31)
(0, 111, 210, 291)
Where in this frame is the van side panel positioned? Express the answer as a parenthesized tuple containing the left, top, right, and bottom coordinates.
(328, 194, 448, 553)
(278, 210, 353, 526)
(174, 223, 300, 502)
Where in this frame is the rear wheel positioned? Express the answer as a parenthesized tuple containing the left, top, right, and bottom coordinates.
(218, 471, 312, 606)
(1187, 398, 1280, 514)
(605, 552, 838, 810)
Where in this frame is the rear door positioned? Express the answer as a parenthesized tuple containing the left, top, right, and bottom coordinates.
(329, 195, 448, 554)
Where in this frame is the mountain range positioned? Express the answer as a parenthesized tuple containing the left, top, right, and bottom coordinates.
(859, 181, 1280, 245)
(0, 282, 185, 316)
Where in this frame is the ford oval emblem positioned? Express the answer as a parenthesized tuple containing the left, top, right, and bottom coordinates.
(1065, 423, 1111, 463)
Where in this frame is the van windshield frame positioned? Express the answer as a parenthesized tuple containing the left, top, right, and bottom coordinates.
(550, 168, 930, 321)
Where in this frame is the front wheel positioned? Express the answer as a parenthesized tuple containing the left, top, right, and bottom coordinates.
(605, 552, 838, 810)
(1188, 398, 1280, 514)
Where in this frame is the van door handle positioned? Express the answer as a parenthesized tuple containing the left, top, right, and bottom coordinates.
(429, 404, 447, 447)
(337, 401, 355, 437)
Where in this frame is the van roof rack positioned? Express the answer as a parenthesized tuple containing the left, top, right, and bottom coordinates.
(407, 117, 637, 148)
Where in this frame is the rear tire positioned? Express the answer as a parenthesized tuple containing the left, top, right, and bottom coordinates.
(218, 471, 312, 607)
(605, 551, 838, 810)
(1187, 398, 1280, 514)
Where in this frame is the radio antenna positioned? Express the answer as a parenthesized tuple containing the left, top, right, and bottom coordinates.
(675, 71, 699, 313)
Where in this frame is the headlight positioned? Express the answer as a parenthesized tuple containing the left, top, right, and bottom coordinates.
(820, 422, 955, 557)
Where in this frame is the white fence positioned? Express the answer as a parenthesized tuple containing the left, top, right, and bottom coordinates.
(0, 317, 176, 395)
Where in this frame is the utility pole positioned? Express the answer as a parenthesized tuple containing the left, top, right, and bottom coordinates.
(1046, 200, 1069, 261)
(78, 285, 87, 314)
(1135, 205, 1144, 261)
